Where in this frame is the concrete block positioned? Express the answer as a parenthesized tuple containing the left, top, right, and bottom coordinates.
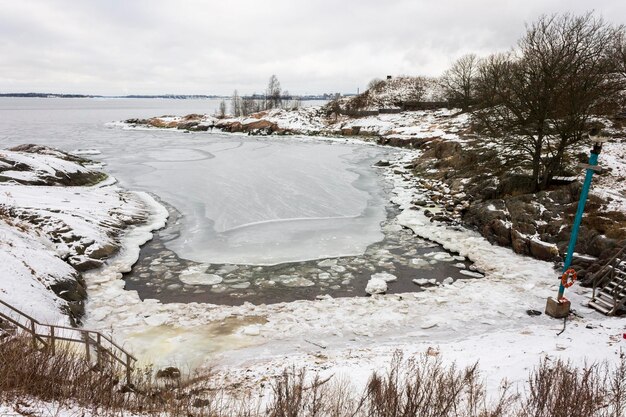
(545, 296, 571, 318)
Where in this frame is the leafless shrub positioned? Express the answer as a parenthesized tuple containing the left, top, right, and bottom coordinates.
(266, 366, 335, 417)
(517, 356, 626, 417)
(359, 351, 514, 417)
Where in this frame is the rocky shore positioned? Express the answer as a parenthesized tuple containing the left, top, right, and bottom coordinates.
(0, 145, 156, 325)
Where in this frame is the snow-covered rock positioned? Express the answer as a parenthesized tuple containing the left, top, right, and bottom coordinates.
(0, 146, 157, 325)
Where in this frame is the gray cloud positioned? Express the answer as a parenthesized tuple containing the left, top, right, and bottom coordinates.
(0, 0, 623, 95)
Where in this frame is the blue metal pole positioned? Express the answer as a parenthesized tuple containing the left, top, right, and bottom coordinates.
(557, 150, 599, 300)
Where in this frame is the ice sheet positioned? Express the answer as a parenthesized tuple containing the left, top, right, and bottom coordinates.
(101, 137, 390, 265)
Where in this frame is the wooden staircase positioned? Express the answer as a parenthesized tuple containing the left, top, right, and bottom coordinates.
(589, 245, 626, 315)
(0, 298, 136, 384)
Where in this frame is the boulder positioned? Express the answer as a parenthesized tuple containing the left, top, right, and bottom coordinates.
(176, 121, 199, 130)
(156, 367, 181, 379)
(243, 119, 277, 132)
(511, 229, 530, 255)
(529, 239, 560, 261)
(70, 256, 104, 272)
(87, 243, 119, 259)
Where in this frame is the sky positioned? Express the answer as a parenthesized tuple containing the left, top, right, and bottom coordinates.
(0, 0, 624, 96)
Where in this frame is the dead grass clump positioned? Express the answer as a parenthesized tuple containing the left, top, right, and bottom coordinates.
(0, 335, 254, 416)
(0, 335, 131, 412)
(518, 357, 626, 417)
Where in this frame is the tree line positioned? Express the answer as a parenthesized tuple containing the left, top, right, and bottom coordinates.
(218, 74, 302, 118)
(439, 13, 626, 191)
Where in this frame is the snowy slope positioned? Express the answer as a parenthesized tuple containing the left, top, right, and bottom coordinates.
(0, 147, 153, 325)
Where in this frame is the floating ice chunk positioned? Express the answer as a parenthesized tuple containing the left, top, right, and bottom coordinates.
(317, 259, 337, 268)
(331, 265, 346, 273)
(217, 265, 238, 274)
(459, 270, 485, 278)
(318, 272, 331, 280)
(424, 252, 455, 262)
(179, 273, 223, 286)
(231, 282, 251, 289)
(211, 284, 228, 293)
(412, 278, 429, 285)
(442, 277, 454, 285)
(366, 277, 387, 294)
(278, 275, 315, 287)
(453, 262, 466, 269)
(410, 258, 430, 268)
(372, 272, 397, 282)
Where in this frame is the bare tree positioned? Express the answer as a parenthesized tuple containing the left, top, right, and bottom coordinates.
(231, 90, 242, 117)
(411, 76, 428, 102)
(266, 74, 282, 109)
(367, 78, 385, 92)
(218, 99, 227, 118)
(241, 96, 261, 116)
(474, 13, 623, 190)
(612, 28, 626, 78)
(440, 54, 479, 110)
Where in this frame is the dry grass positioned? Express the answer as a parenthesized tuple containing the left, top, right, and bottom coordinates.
(1, 336, 626, 416)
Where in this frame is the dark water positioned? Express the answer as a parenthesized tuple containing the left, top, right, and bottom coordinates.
(125, 200, 480, 306)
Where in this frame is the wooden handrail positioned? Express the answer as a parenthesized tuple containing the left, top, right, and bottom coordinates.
(0, 297, 136, 384)
(592, 245, 626, 300)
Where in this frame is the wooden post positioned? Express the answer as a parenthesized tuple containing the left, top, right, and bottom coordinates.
(50, 326, 55, 355)
(30, 320, 36, 350)
(96, 333, 101, 368)
(126, 355, 132, 386)
(84, 332, 91, 364)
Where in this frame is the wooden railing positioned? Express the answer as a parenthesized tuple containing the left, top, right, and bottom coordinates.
(0, 298, 136, 384)
(591, 246, 626, 298)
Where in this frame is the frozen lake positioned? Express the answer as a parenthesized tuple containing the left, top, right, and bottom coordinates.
(0, 98, 391, 265)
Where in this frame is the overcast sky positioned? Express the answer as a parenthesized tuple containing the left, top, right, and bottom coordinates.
(0, 0, 624, 96)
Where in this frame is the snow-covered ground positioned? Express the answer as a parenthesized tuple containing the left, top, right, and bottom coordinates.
(0, 148, 153, 325)
(593, 138, 626, 213)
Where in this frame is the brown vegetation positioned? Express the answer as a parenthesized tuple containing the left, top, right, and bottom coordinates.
(2, 335, 626, 416)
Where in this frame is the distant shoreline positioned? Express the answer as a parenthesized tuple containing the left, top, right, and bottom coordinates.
(0, 93, 337, 100)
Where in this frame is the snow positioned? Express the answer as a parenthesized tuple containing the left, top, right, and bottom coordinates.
(365, 277, 388, 294)
(0, 150, 151, 325)
(0, 149, 91, 179)
(593, 138, 626, 213)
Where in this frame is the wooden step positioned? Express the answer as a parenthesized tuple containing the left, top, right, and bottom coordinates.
(600, 287, 626, 298)
(589, 300, 612, 314)
(593, 295, 616, 309)
(604, 281, 626, 292)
